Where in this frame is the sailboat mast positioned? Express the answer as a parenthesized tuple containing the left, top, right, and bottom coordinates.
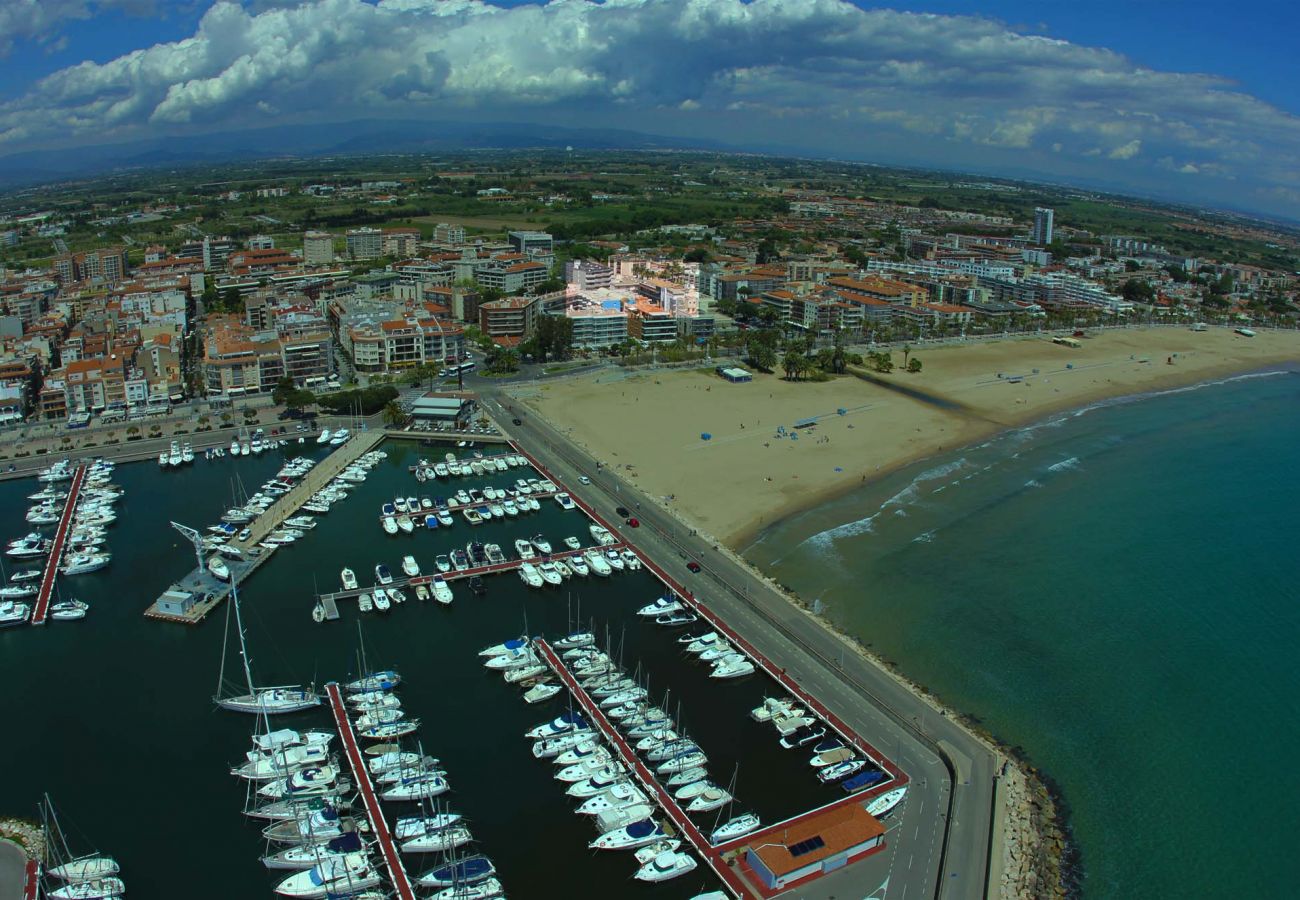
(230, 576, 256, 695)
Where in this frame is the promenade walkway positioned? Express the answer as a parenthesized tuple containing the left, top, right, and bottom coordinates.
(324, 683, 416, 900)
(32, 464, 85, 626)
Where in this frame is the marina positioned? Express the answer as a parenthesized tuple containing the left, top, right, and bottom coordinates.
(0, 434, 904, 898)
(324, 682, 417, 900)
(32, 464, 86, 625)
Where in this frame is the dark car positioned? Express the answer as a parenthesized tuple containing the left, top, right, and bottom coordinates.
(616, 506, 630, 518)
(686, 561, 701, 573)
(626, 517, 639, 528)
(512, 418, 523, 426)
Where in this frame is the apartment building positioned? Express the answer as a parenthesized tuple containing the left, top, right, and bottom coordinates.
(343, 314, 465, 373)
(474, 260, 550, 294)
(303, 231, 336, 266)
(507, 231, 554, 255)
(433, 223, 466, 245)
(565, 259, 614, 291)
(346, 227, 383, 260)
(53, 247, 129, 285)
(478, 296, 544, 342)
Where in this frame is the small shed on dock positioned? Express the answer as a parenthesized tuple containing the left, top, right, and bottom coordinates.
(155, 586, 202, 616)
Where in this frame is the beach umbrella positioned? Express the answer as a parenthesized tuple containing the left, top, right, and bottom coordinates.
(700, 433, 712, 441)
(837, 408, 846, 416)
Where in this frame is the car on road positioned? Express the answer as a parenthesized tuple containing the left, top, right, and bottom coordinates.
(616, 506, 630, 518)
(686, 561, 701, 573)
(626, 517, 639, 528)
(512, 418, 523, 426)
(578, 475, 591, 484)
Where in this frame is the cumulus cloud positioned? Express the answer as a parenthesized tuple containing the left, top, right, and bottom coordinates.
(1, 0, 1298, 217)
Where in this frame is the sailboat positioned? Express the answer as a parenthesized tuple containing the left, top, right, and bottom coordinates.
(214, 577, 320, 714)
(40, 795, 124, 899)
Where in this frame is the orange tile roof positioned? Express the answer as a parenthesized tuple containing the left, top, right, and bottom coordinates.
(751, 803, 886, 876)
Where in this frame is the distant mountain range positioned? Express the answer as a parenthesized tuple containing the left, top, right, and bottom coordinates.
(0, 119, 734, 187)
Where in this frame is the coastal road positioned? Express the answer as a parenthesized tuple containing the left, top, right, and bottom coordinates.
(479, 389, 999, 900)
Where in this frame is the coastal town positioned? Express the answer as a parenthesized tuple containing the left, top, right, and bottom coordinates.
(1, 155, 1296, 438)
(1, 154, 1298, 900)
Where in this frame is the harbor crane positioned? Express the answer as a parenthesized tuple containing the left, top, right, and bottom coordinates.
(170, 521, 207, 573)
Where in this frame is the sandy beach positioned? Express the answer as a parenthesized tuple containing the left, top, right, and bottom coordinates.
(516, 326, 1300, 547)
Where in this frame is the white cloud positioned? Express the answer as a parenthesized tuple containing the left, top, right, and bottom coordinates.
(1109, 140, 1142, 160)
(0, 0, 1298, 216)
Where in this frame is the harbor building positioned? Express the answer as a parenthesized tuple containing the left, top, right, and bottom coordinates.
(746, 803, 886, 890)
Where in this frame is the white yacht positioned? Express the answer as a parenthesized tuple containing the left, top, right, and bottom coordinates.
(518, 562, 544, 588)
(531, 535, 553, 555)
(554, 492, 576, 510)
(583, 549, 612, 577)
(0, 600, 31, 627)
(563, 536, 582, 550)
(62, 553, 110, 575)
(711, 656, 756, 679)
(430, 575, 454, 605)
(536, 561, 563, 586)
(635, 850, 697, 883)
(208, 556, 231, 581)
(589, 524, 616, 545)
(866, 786, 908, 818)
(401, 556, 420, 577)
(274, 854, 378, 898)
(589, 818, 668, 850)
(316, 429, 332, 445)
(340, 568, 358, 591)
(514, 538, 537, 559)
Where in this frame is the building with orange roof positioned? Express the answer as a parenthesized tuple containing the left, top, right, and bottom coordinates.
(746, 802, 886, 890)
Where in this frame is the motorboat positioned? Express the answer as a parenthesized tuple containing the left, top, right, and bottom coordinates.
(0, 584, 35, 600)
(817, 758, 868, 784)
(589, 818, 667, 850)
(656, 750, 707, 774)
(513, 538, 536, 560)
(62, 553, 111, 575)
(518, 563, 544, 588)
(234, 743, 332, 780)
(555, 758, 617, 784)
(686, 633, 721, 654)
(634, 850, 697, 883)
(434, 554, 451, 573)
(566, 772, 625, 798)
(780, 724, 827, 749)
(373, 591, 391, 612)
(208, 555, 231, 581)
(523, 682, 562, 704)
(554, 493, 576, 510)
(502, 663, 547, 684)
(401, 556, 420, 577)
(531, 535, 552, 555)
(374, 564, 393, 586)
(394, 813, 462, 842)
(553, 631, 594, 651)
(357, 720, 419, 741)
(672, 779, 712, 801)
(341, 568, 358, 591)
(536, 562, 563, 586)
(750, 696, 799, 722)
(589, 524, 615, 545)
(358, 593, 373, 613)
(479, 637, 528, 658)
(656, 610, 698, 627)
(484, 647, 539, 671)
(0, 599, 32, 627)
(257, 765, 343, 800)
(397, 514, 414, 533)
(430, 575, 453, 605)
(710, 813, 761, 844)
(532, 731, 595, 759)
(451, 549, 470, 571)
(711, 656, 755, 679)
(381, 516, 399, 535)
(686, 787, 733, 813)
(583, 549, 612, 576)
(577, 784, 647, 815)
(638, 596, 682, 617)
(603, 549, 625, 571)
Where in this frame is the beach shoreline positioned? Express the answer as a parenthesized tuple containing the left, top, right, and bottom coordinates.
(514, 327, 1300, 899)
(518, 327, 1300, 556)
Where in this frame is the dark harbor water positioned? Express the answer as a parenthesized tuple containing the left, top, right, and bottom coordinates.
(744, 368, 1300, 898)
(1, 439, 855, 898)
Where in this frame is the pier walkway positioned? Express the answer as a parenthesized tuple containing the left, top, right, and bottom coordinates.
(325, 682, 416, 900)
(31, 464, 85, 626)
(143, 432, 384, 624)
(315, 543, 630, 617)
(535, 639, 747, 899)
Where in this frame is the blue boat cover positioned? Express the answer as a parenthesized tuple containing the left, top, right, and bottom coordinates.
(842, 770, 885, 792)
(328, 832, 363, 853)
(626, 819, 656, 838)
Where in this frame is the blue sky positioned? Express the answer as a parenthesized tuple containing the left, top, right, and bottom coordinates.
(1, 1, 1298, 220)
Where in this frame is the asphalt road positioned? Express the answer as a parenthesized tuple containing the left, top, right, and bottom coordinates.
(0, 840, 25, 900)
(478, 387, 999, 900)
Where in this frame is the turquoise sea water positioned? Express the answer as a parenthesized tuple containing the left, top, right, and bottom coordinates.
(744, 368, 1300, 897)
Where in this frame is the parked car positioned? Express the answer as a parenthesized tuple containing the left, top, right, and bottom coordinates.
(626, 518, 639, 528)
(686, 561, 701, 573)
(578, 475, 591, 484)
(616, 506, 630, 518)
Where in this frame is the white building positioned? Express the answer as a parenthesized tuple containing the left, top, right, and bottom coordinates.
(1032, 207, 1055, 246)
(303, 231, 335, 266)
(346, 227, 383, 261)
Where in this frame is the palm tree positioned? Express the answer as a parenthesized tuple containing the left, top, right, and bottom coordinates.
(382, 401, 407, 428)
(782, 349, 805, 381)
(901, 344, 912, 370)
